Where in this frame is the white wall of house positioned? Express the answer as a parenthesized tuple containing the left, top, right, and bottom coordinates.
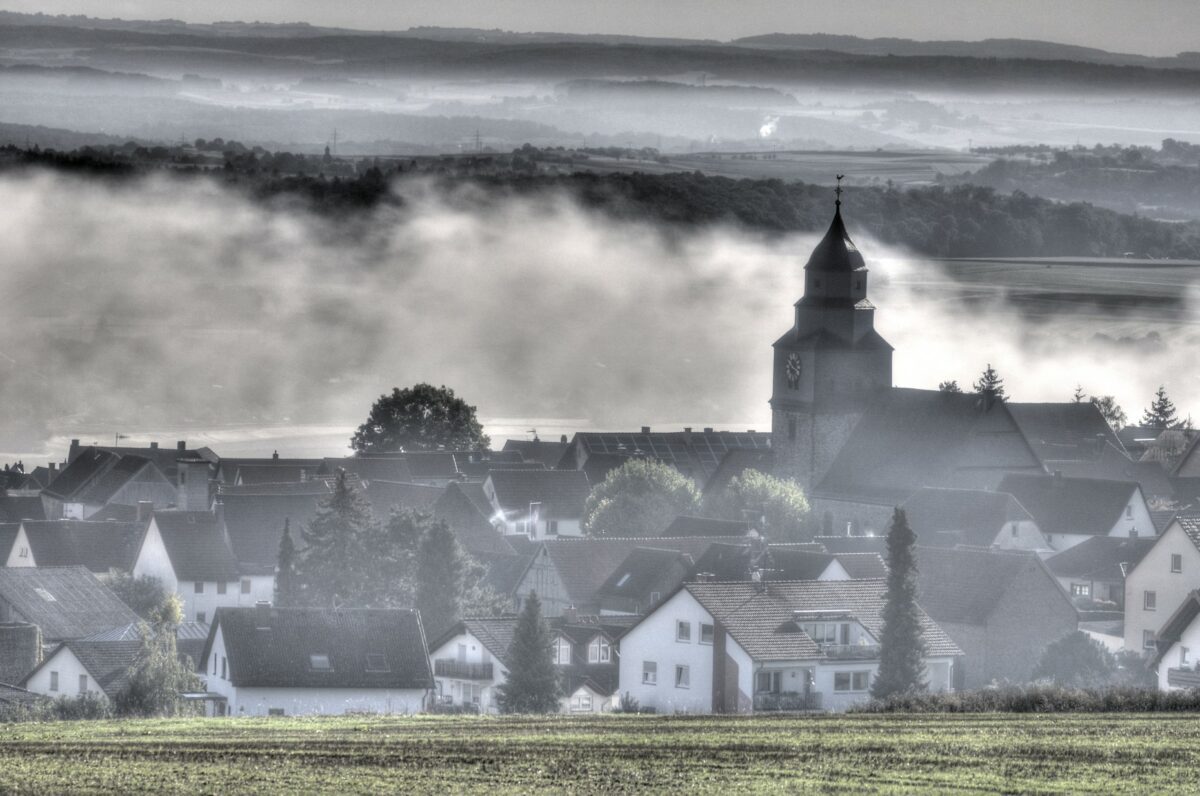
(1043, 490, 1156, 553)
(618, 589, 719, 714)
(1124, 521, 1200, 652)
(428, 630, 508, 714)
(23, 647, 102, 700)
(817, 560, 850, 580)
(987, 520, 1051, 553)
(494, 517, 582, 541)
(561, 683, 614, 714)
(133, 521, 177, 592)
(4, 526, 35, 567)
(202, 626, 426, 716)
(1155, 617, 1200, 691)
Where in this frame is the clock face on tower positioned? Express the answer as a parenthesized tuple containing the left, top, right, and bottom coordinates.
(785, 353, 802, 390)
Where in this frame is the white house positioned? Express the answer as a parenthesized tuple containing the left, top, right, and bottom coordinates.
(1148, 590, 1200, 691)
(1124, 514, 1200, 653)
(482, 470, 590, 540)
(997, 474, 1155, 553)
(21, 639, 142, 702)
(133, 512, 272, 625)
(617, 580, 961, 714)
(199, 605, 433, 717)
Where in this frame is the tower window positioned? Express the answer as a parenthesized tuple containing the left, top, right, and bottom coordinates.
(855, 279, 862, 290)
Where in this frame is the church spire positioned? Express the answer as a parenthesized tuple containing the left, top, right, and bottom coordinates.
(804, 177, 865, 275)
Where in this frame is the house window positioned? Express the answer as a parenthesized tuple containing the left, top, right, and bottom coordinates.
(212, 654, 217, 676)
(217, 581, 227, 595)
(1182, 647, 1191, 667)
(755, 671, 782, 693)
(552, 636, 572, 665)
(588, 637, 611, 663)
(1070, 583, 1091, 598)
(642, 661, 657, 684)
(834, 671, 870, 692)
(196, 611, 206, 625)
(570, 693, 593, 712)
(49, 671, 58, 692)
(1010, 523, 1019, 538)
(1144, 630, 1156, 650)
(1145, 590, 1157, 611)
(310, 654, 332, 671)
(17, 546, 27, 559)
(78, 674, 88, 694)
(547, 520, 559, 536)
(700, 623, 715, 645)
(365, 653, 389, 672)
(1172, 554, 1183, 574)
(650, 591, 661, 605)
(194, 582, 204, 594)
(676, 621, 691, 642)
(1126, 505, 1133, 519)
(221, 657, 227, 679)
(675, 665, 690, 688)
(241, 579, 252, 595)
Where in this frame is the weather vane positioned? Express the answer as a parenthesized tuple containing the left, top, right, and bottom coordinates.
(835, 174, 845, 207)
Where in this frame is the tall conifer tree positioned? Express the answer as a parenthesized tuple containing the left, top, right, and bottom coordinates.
(1142, 385, 1179, 429)
(275, 520, 297, 606)
(871, 508, 928, 699)
(495, 591, 560, 714)
(415, 521, 466, 638)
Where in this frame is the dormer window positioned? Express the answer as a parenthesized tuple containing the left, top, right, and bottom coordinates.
(552, 636, 572, 665)
(588, 636, 611, 663)
(365, 653, 390, 672)
(310, 654, 332, 671)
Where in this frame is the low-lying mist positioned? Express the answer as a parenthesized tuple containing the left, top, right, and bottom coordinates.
(0, 170, 1196, 459)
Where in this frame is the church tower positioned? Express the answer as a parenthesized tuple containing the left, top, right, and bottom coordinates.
(771, 184, 893, 492)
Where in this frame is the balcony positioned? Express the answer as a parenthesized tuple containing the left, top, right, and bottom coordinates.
(753, 692, 823, 712)
(434, 659, 494, 680)
(819, 643, 881, 660)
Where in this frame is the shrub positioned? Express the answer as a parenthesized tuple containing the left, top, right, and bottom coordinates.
(848, 684, 1200, 714)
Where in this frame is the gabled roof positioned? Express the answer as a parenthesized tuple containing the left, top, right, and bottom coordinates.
(20, 520, 145, 573)
(485, 469, 591, 521)
(1150, 590, 1200, 669)
(0, 495, 45, 523)
(997, 473, 1141, 537)
(701, 448, 775, 498)
(914, 547, 1053, 626)
(364, 481, 444, 517)
(683, 580, 960, 661)
(320, 457, 413, 484)
(502, 438, 569, 468)
(660, 515, 751, 538)
(830, 552, 889, 580)
(812, 535, 886, 555)
(1007, 402, 1126, 464)
(0, 523, 20, 561)
(595, 547, 693, 601)
(900, 487, 1037, 548)
(479, 550, 537, 596)
(218, 491, 325, 566)
(84, 442, 208, 482)
(41, 448, 121, 501)
(450, 617, 521, 662)
(150, 512, 240, 582)
(432, 482, 517, 559)
(1049, 441, 1175, 499)
(74, 455, 161, 505)
(234, 465, 319, 486)
(1175, 514, 1200, 552)
(1045, 536, 1156, 583)
(436, 614, 632, 674)
(816, 388, 1043, 505)
(203, 607, 432, 690)
(560, 430, 772, 486)
(0, 682, 46, 706)
(23, 639, 143, 698)
(215, 457, 323, 484)
(0, 566, 139, 641)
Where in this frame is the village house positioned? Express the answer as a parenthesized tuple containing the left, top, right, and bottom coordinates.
(3, 518, 146, 575)
(997, 473, 1154, 552)
(199, 605, 433, 717)
(40, 448, 176, 520)
(482, 469, 591, 540)
(557, 428, 772, 489)
(432, 482, 521, 560)
(429, 613, 632, 714)
(618, 580, 960, 714)
(1148, 591, 1200, 691)
(0, 567, 139, 654)
(131, 511, 268, 625)
(914, 547, 1079, 689)
(595, 547, 698, 616)
(898, 487, 1050, 552)
(1123, 514, 1200, 654)
(21, 638, 142, 702)
(1045, 536, 1156, 608)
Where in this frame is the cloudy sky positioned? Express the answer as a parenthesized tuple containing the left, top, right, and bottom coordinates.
(7, 0, 1199, 56)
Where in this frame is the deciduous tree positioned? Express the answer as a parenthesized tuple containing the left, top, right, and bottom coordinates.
(351, 384, 490, 453)
(706, 468, 810, 542)
(582, 458, 701, 538)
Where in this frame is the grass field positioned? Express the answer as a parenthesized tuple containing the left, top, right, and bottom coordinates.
(2, 713, 1199, 794)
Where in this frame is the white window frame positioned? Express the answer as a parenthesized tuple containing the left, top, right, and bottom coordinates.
(676, 620, 691, 643)
(642, 660, 657, 684)
(675, 664, 690, 689)
(552, 636, 572, 665)
(1143, 630, 1157, 650)
(588, 636, 610, 663)
(834, 671, 870, 692)
(49, 671, 58, 692)
(1172, 554, 1183, 574)
(1145, 590, 1157, 611)
(699, 623, 715, 645)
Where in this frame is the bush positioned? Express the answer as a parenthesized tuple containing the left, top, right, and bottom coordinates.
(848, 684, 1200, 714)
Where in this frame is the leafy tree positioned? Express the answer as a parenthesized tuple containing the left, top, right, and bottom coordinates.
(938, 380, 962, 393)
(582, 458, 701, 537)
(1090, 395, 1127, 432)
(274, 520, 298, 606)
(871, 509, 928, 700)
(107, 571, 167, 620)
(972, 363, 1006, 401)
(495, 591, 560, 714)
(705, 468, 810, 542)
(1031, 631, 1116, 688)
(1141, 385, 1179, 430)
(293, 471, 381, 608)
(351, 384, 490, 453)
(114, 594, 201, 717)
(415, 521, 466, 638)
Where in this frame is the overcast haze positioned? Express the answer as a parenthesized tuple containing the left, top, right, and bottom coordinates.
(5, 0, 1200, 56)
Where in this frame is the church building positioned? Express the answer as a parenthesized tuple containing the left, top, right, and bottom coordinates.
(770, 190, 1127, 540)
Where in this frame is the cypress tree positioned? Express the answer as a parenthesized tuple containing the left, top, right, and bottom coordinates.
(495, 591, 560, 714)
(274, 520, 297, 606)
(871, 508, 928, 700)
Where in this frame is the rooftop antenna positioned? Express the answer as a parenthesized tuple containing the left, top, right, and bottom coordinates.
(835, 174, 845, 209)
(332, 128, 338, 156)
(527, 428, 539, 442)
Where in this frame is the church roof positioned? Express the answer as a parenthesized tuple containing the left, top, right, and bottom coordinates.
(814, 389, 1044, 505)
(805, 207, 866, 273)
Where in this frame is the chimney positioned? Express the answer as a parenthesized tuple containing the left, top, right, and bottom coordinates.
(136, 500, 153, 524)
(703, 427, 714, 433)
(68, 439, 81, 462)
(255, 601, 272, 630)
(562, 605, 578, 623)
(641, 426, 651, 434)
(150, 442, 159, 449)
(559, 434, 568, 444)
(0, 623, 41, 685)
(177, 440, 186, 452)
(272, 450, 280, 461)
